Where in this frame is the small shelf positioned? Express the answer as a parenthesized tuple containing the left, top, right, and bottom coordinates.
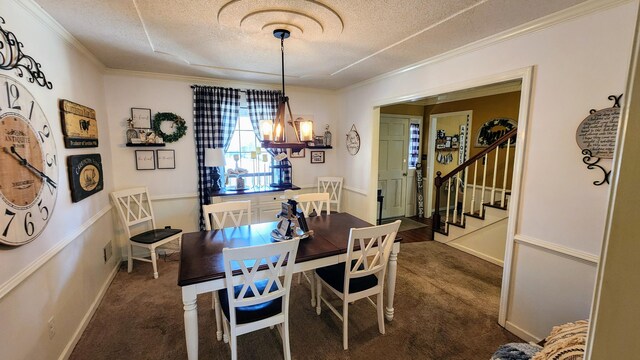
(126, 143, 166, 147)
(307, 145, 333, 149)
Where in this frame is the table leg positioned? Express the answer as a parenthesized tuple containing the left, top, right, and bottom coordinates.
(214, 291, 222, 341)
(385, 246, 399, 321)
(182, 287, 199, 360)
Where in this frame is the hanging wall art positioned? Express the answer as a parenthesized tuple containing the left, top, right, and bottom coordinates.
(575, 94, 622, 186)
(346, 124, 360, 155)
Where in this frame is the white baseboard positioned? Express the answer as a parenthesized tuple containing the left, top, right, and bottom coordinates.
(59, 261, 120, 360)
(505, 320, 542, 343)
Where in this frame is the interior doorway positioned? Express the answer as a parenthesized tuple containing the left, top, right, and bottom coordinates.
(371, 72, 531, 329)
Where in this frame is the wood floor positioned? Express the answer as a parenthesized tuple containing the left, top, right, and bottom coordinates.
(396, 215, 434, 243)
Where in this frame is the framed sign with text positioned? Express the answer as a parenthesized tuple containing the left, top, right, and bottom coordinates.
(59, 100, 98, 148)
(67, 154, 104, 202)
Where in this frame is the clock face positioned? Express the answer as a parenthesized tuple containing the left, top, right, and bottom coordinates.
(0, 75, 58, 246)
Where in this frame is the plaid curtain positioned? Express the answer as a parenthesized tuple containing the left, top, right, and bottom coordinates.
(246, 89, 281, 140)
(245, 89, 292, 186)
(193, 85, 240, 229)
(408, 123, 420, 168)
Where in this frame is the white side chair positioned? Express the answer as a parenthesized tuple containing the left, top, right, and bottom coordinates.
(314, 220, 401, 350)
(318, 176, 343, 212)
(294, 192, 331, 217)
(111, 187, 182, 279)
(293, 192, 331, 305)
(202, 200, 252, 341)
(202, 200, 252, 230)
(219, 239, 300, 360)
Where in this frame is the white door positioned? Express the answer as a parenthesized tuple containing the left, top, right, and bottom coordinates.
(378, 117, 409, 218)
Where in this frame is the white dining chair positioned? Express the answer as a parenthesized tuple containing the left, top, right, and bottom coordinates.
(317, 176, 343, 212)
(292, 192, 331, 305)
(202, 201, 252, 230)
(111, 187, 182, 279)
(219, 238, 300, 360)
(294, 192, 330, 217)
(202, 200, 252, 341)
(314, 220, 401, 350)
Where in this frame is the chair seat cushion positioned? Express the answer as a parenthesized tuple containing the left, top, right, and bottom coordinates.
(218, 280, 282, 325)
(315, 261, 378, 294)
(130, 228, 182, 244)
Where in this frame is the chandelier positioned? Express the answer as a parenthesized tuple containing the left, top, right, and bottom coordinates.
(260, 29, 313, 151)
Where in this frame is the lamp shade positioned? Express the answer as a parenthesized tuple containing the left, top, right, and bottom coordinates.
(204, 148, 225, 167)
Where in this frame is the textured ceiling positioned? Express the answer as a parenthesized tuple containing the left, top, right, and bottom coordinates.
(34, 0, 587, 89)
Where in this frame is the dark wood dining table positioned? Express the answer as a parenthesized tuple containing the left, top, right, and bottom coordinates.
(178, 212, 402, 360)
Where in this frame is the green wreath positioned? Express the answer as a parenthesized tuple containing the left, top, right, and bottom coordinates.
(153, 112, 187, 143)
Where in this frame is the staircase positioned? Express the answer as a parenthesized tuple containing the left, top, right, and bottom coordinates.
(432, 128, 516, 266)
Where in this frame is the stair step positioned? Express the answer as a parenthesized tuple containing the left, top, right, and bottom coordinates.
(447, 220, 465, 229)
(484, 202, 508, 211)
(465, 212, 484, 220)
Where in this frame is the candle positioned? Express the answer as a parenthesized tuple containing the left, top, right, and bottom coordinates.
(275, 123, 282, 140)
(250, 151, 257, 159)
(260, 120, 273, 141)
(256, 146, 261, 154)
(233, 154, 240, 161)
(262, 154, 268, 162)
(300, 120, 313, 142)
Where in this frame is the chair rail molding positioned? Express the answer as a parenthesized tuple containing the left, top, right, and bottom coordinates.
(0, 204, 113, 299)
(514, 234, 599, 264)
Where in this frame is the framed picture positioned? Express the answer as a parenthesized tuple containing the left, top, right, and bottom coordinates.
(135, 150, 155, 170)
(59, 99, 99, 148)
(289, 148, 305, 158)
(131, 107, 152, 129)
(156, 149, 176, 169)
(310, 151, 325, 164)
(67, 154, 104, 202)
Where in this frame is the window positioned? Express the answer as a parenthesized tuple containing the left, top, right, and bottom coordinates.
(225, 113, 263, 175)
(408, 123, 420, 169)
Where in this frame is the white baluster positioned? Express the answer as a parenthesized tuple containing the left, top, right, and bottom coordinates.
(453, 173, 460, 224)
(471, 161, 478, 215)
(461, 167, 469, 226)
(501, 138, 512, 207)
(445, 178, 452, 225)
(480, 154, 487, 217)
(491, 147, 499, 205)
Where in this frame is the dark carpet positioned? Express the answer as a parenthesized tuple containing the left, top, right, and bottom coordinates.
(70, 241, 519, 359)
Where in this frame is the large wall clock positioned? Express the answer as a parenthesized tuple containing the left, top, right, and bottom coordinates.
(0, 74, 58, 246)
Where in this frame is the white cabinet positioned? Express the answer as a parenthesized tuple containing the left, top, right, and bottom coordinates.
(211, 190, 291, 224)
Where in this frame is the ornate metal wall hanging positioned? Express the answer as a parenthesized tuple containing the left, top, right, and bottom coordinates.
(575, 94, 622, 186)
(0, 17, 53, 89)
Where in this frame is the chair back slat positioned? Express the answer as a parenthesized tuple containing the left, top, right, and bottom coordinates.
(295, 192, 330, 216)
(203, 201, 252, 230)
(111, 187, 157, 238)
(222, 239, 300, 325)
(317, 176, 343, 212)
(345, 220, 400, 288)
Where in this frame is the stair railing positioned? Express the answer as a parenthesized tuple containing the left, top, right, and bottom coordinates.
(433, 128, 517, 234)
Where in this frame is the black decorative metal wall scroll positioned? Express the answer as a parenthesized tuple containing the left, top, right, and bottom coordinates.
(575, 94, 622, 186)
(0, 17, 53, 89)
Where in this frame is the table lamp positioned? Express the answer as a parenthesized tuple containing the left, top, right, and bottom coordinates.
(204, 148, 225, 193)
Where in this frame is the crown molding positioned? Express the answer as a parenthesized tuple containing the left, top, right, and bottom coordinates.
(12, 0, 106, 71)
(341, 0, 632, 93)
(103, 68, 338, 95)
